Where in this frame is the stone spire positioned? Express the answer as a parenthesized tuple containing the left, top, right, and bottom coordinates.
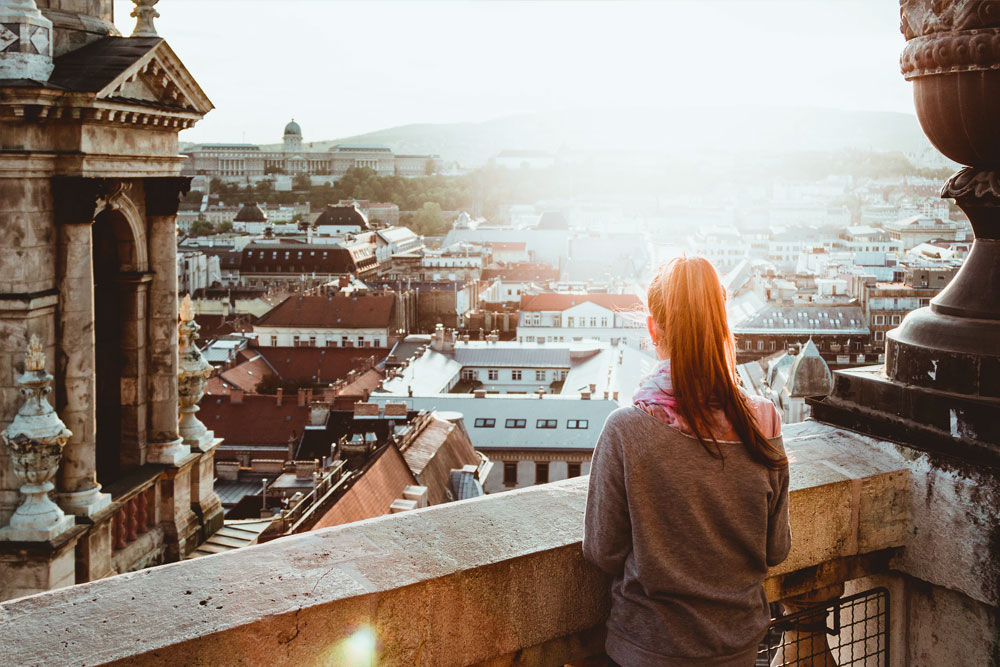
(0, 0, 54, 81)
(130, 0, 159, 38)
(0, 335, 75, 541)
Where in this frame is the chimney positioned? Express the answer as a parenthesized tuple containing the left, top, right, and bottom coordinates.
(298, 388, 310, 406)
(474, 389, 487, 399)
(276, 388, 284, 406)
(231, 389, 243, 404)
(589, 383, 597, 393)
(581, 391, 591, 400)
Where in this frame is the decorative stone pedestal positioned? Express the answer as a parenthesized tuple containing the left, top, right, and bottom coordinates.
(58, 485, 111, 519)
(0, 336, 76, 544)
(147, 437, 191, 466)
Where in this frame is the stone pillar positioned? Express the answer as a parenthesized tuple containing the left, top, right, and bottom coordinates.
(55, 220, 110, 517)
(144, 178, 191, 466)
(117, 273, 151, 469)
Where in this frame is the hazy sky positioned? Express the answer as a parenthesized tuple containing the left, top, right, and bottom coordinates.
(111, 1, 914, 145)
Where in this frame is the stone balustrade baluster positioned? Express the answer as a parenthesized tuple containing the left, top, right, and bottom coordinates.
(112, 510, 126, 550)
(125, 498, 138, 543)
(135, 490, 148, 535)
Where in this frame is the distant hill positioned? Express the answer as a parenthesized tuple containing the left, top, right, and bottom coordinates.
(218, 107, 935, 167)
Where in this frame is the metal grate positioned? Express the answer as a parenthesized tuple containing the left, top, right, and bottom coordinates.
(757, 587, 889, 666)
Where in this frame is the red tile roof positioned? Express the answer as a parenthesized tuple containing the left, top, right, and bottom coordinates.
(198, 393, 310, 446)
(312, 445, 416, 529)
(400, 417, 481, 506)
(255, 294, 395, 329)
(519, 293, 644, 312)
(256, 347, 387, 386)
(218, 354, 276, 393)
(488, 241, 527, 251)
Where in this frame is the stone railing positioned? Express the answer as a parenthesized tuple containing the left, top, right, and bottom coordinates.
(0, 421, 909, 666)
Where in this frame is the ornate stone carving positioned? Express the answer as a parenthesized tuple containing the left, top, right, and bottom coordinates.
(177, 295, 215, 450)
(130, 0, 159, 38)
(942, 168, 1000, 207)
(0, 0, 53, 81)
(144, 177, 192, 217)
(0, 335, 75, 542)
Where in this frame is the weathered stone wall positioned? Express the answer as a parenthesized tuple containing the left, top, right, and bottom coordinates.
(0, 422, 913, 666)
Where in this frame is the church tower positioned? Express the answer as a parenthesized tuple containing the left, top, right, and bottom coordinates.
(0, 0, 222, 601)
(283, 118, 303, 152)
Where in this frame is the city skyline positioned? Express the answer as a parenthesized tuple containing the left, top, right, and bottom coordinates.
(112, 0, 915, 145)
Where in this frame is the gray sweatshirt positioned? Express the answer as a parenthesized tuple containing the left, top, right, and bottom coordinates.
(583, 406, 791, 667)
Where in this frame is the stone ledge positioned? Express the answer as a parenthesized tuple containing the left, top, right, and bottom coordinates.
(0, 422, 909, 667)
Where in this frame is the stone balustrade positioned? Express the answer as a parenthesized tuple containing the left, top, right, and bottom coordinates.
(0, 421, 910, 666)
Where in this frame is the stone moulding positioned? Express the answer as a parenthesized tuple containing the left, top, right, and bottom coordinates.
(941, 167, 1000, 206)
(900, 28, 1000, 79)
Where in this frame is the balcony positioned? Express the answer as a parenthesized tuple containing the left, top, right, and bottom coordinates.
(0, 419, 935, 666)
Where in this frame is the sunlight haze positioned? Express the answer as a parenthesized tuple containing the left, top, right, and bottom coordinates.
(112, 0, 913, 146)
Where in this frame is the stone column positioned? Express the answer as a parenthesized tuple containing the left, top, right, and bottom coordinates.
(144, 178, 191, 466)
(117, 273, 151, 469)
(52, 178, 110, 517)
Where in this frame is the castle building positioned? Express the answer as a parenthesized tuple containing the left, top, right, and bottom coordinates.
(182, 120, 443, 181)
(0, 1, 222, 601)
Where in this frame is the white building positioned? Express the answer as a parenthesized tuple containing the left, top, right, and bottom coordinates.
(516, 293, 648, 348)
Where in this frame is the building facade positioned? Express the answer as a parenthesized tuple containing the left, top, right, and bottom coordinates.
(0, 1, 222, 601)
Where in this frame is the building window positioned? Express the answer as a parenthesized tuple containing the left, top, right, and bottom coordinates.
(461, 369, 478, 381)
(874, 315, 885, 325)
(567, 462, 581, 478)
(326, 340, 336, 347)
(757, 340, 764, 351)
(505, 419, 526, 429)
(373, 339, 380, 347)
(890, 315, 901, 325)
(567, 419, 589, 429)
(503, 462, 517, 487)
(473, 418, 495, 428)
(536, 419, 557, 429)
(309, 336, 317, 347)
(342, 336, 349, 347)
(535, 462, 549, 485)
(270, 336, 277, 346)
(600, 317, 608, 327)
(744, 340, 752, 351)
(589, 317, 597, 327)
(875, 331, 885, 341)
(293, 335, 300, 346)
(488, 369, 499, 381)
(769, 341, 776, 351)
(525, 336, 535, 343)
(511, 370, 523, 381)
(535, 370, 546, 381)
(567, 317, 574, 327)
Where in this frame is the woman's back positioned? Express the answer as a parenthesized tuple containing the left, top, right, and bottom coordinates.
(583, 405, 790, 666)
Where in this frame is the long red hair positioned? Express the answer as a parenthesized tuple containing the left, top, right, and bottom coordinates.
(647, 256, 787, 469)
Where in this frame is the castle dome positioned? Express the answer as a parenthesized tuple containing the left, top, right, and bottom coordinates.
(234, 202, 268, 223)
(284, 119, 302, 136)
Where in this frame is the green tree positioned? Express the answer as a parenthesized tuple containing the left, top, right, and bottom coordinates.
(189, 219, 215, 236)
(410, 202, 445, 236)
(216, 220, 234, 234)
(293, 173, 312, 191)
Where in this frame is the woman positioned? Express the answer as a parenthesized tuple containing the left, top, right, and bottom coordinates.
(583, 256, 791, 667)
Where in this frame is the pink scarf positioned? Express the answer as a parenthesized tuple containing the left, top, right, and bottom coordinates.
(632, 360, 780, 440)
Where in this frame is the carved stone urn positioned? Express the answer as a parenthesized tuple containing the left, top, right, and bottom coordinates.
(892, 1, 1000, 407)
(177, 295, 215, 450)
(0, 335, 75, 541)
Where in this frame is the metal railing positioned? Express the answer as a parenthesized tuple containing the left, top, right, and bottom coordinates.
(758, 588, 890, 666)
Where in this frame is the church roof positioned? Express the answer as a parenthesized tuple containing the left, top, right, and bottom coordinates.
(284, 119, 301, 136)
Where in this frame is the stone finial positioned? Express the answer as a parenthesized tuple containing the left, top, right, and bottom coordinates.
(0, 0, 54, 81)
(0, 334, 75, 541)
(179, 293, 194, 323)
(24, 333, 44, 371)
(130, 0, 159, 38)
(177, 296, 215, 450)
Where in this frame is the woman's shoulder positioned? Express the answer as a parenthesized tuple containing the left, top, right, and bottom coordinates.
(600, 405, 654, 433)
(744, 393, 782, 439)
